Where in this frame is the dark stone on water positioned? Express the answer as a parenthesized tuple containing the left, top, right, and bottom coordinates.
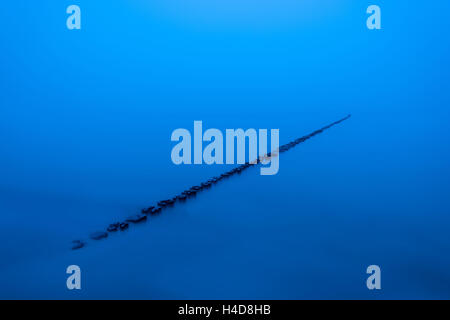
(142, 206, 155, 214)
(126, 214, 147, 223)
(158, 199, 175, 206)
(152, 207, 162, 214)
(72, 240, 85, 250)
(107, 223, 120, 232)
(90, 232, 108, 240)
(157, 201, 167, 207)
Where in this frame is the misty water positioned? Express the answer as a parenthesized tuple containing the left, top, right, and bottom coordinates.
(1, 1, 449, 299)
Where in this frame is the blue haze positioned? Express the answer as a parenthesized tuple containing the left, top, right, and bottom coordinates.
(0, 1, 450, 299)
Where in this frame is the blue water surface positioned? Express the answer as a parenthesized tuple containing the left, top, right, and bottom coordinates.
(0, 1, 449, 299)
